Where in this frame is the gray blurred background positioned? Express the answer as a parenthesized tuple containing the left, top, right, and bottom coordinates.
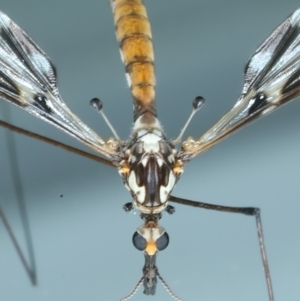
(0, 1, 299, 300)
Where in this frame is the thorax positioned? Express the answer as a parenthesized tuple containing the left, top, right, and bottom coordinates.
(118, 118, 183, 214)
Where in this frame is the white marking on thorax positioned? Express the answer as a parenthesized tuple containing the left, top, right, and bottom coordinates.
(128, 171, 146, 203)
(160, 172, 176, 203)
(141, 156, 148, 167)
(137, 129, 148, 137)
(156, 157, 163, 167)
(140, 133, 162, 153)
(132, 116, 163, 133)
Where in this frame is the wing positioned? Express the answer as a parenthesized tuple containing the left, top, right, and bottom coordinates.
(0, 11, 119, 159)
(181, 7, 300, 159)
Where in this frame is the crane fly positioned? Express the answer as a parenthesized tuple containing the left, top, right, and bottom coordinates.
(0, 1, 300, 300)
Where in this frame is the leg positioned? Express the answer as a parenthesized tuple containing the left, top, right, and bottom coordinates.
(0, 207, 36, 285)
(1, 107, 37, 285)
(169, 195, 274, 301)
(0, 120, 114, 167)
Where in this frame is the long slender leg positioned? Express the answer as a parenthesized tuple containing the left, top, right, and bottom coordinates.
(0, 207, 36, 284)
(0, 119, 115, 167)
(169, 195, 274, 301)
(0, 110, 115, 285)
(1, 105, 37, 285)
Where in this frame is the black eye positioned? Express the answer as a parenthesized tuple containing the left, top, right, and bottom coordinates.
(132, 231, 146, 251)
(157, 232, 169, 251)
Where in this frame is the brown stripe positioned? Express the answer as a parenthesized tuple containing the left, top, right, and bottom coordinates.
(120, 34, 154, 66)
(115, 14, 151, 42)
(112, 0, 148, 25)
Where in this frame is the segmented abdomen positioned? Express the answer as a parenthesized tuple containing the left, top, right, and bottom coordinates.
(110, 0, 156, 121)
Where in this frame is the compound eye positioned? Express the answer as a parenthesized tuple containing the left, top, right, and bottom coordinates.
(132, 231, 146, 251)
(156, 232, 169, 251)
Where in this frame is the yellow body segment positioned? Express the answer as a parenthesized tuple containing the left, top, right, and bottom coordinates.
(110, 0, 156, 120)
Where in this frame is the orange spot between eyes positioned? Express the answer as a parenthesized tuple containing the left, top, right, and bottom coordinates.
(146, 241, 157, 255)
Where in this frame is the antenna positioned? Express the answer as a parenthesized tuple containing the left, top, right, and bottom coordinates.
(120, 253, 183, 301)
(172, 96, 205, 145)
(120, 276, 144, 301)
(120, 272, 183, 301)
(157, 271, 183, 301)
(89, 98, 121, 141)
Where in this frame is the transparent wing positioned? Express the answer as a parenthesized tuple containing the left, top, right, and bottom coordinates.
(182, 7, 300, 159)
(0, 11, 119, 159)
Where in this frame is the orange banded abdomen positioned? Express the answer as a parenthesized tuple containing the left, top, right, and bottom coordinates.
(110, 0, 156, 120)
